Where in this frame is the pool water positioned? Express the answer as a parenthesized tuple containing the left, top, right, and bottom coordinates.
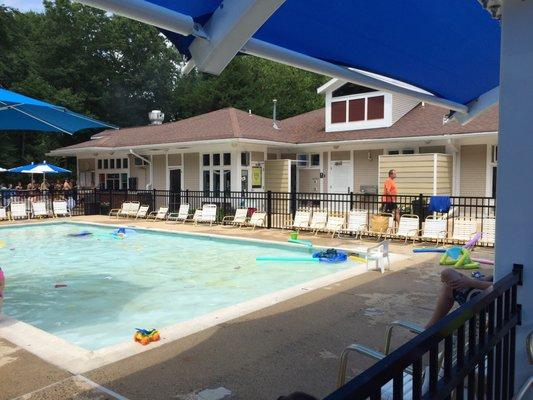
(1, 223, 358, 350)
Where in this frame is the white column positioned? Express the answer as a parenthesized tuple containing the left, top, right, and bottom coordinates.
(496, 0, 533, 387)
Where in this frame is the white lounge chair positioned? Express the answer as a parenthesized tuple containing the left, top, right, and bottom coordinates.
(450, 217, 478, 244)
(480, 217, 495, 246)
(31, 201, 51, 218)
(53, 200, 71, 217)
(340, 209, 368, 239)
(391, 214, 419, 244)
(196, 204, 217, 225)
(309, 210, 328, 235)
(121, 201, 140, 218)
(221, 208, 248, 228)
(147, 206, 169, 221)
(322, 215, 345, 238)
(419, 216, 447, 246)
(10, 203, 28, 220)
(109, 202, 129, 219)
(285, 210, 311, 232)
(186, 208, 202, 224)
(0, 207, 8, 221)
(166, 204, 190, 223)
(135, 205, 150, 219)
(246, 211, 266, 229)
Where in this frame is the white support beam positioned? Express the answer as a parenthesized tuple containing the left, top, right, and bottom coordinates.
(496, 0, 533, 390)
(188, 0, 286, 75)
(242, 39, 469, 114)
(75, 0, 208, 38)
(451, 86, 499, 125)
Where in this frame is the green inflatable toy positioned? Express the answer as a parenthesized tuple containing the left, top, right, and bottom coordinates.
(439, 246, 479, 269)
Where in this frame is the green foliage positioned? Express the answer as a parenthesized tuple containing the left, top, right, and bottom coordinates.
(0, 0, 327, 181)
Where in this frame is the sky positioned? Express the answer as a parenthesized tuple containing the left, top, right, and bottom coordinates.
(1, 0, 44, 12)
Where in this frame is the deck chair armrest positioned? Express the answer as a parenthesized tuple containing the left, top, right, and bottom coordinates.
(147, 211, 157, 216)
(221, 215, 234, 222)
(384, 320, 425, 355)
(350, 344, 387, 361)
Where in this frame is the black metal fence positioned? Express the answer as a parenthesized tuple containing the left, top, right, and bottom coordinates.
(326, 265, 523, 400)
(0, 189, 495, 240)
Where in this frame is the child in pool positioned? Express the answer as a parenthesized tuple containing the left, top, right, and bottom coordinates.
(0, 267, 4, 313)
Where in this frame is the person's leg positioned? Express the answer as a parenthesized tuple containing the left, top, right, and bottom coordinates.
(425, 269, 461, 328)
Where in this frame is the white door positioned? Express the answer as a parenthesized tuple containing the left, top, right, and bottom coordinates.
(329, 160, 353, 193)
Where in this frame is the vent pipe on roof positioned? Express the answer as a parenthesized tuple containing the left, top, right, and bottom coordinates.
(272, 99, 279, 130)
(148, 110, 165, 125)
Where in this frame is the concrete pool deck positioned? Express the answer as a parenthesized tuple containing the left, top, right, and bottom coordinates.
(0, 216, 495, 400)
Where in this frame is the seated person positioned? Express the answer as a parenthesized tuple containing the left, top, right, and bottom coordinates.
(425, 268, 493, 328)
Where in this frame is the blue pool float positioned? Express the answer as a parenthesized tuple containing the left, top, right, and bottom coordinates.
(312, 249, 348, 263)
(412, 248, 446, 253)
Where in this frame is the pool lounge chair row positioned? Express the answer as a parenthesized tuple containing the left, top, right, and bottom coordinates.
(284, 209, 495, 245)
(0, 200, 71, 221)
(108, 202, 267, 228)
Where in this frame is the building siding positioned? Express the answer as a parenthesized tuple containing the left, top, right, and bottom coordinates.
(322, 152, 328, 192)
(265, 159, 290, 192)
(251, 151, 265, 162)
(436, 154, 453, 195)
(330, 151, 351, 161)
(391, 94, 420, 124)
(379, 153, 452, 195)
(354, 149, 382, 193)
(78, 158, 95, 172)
(152, 155, 166, 190)
(183, 153, 199, 191)
(419, 145, 446, 153)
(460, 144, 487, 196)
(168, 153, 182, 166)
(298, 168, 321, 192)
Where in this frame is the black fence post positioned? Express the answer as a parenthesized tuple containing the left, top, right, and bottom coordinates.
(266, 190, 272, 229)
(290, 191, 297, 218)
(222, 189, 227, 219)
(186, 189, 189, 205)
(417, 193, 424, 230)
(152, 188, 156, 211)
(349, 191, 354, 211)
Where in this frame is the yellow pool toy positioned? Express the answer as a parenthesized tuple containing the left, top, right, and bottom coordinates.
(349, 255, 367, 263)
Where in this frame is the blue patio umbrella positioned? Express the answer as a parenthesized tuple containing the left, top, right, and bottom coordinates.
(0, 87, 117, 134)
(8, 161, 71, 184)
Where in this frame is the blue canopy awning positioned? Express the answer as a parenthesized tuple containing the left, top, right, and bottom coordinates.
(150, 0, 500, 106)
(0, 88, 118, 134)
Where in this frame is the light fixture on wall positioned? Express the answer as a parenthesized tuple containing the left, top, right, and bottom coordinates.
(367, 151, 373, 161)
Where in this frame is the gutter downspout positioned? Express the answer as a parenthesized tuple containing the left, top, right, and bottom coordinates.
(129, 149, 152, 189)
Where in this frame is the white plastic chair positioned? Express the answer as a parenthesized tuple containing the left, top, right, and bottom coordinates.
(366, 240, 391, 274)
(0, 207, 8, 221)
(167, 204, 190, 223)
(53, 200, 71, 217)
(10, 203, 28, 220)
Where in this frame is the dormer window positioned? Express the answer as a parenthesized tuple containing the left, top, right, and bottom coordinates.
(325, 82, 392, 132)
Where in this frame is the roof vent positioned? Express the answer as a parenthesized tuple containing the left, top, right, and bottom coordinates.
(148, 110, 165, 125)
(272, 99, 279, 130)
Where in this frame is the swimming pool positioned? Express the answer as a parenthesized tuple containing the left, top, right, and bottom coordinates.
(1, 222, 361, 350)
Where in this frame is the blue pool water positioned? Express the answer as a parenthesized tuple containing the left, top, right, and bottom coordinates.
(0, 223, 357, 350)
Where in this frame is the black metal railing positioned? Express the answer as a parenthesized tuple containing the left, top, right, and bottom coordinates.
(0, 189, 496, 242)
(325, 265, 523, 400)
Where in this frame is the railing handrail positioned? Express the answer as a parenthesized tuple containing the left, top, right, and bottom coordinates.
(324, 265, 523, 400)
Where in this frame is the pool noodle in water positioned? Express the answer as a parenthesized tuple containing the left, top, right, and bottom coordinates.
(256, 256, 319, 262)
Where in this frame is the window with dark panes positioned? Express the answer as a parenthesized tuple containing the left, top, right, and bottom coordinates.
(123, 158, 128, 168)
(203, 170, 210, 194)
(116, 159, 121, 169)
(110, 159, 115, 169)
(213, 170, 221, 195)
(367, 96, 385, 120)
(203, 154, 210, 166)
(98, 159, 102, 169)
(241, 152, 250, 166)
(103, 159, 108, 169)
(213, 153, 221, 166)
(348, 98, 365, 121)
(223, 153, 231, 166)
(310, 154, 320, 166)
(331, 101, 346, 123)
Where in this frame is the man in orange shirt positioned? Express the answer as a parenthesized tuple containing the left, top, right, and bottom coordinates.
(382, 169, 399, 221)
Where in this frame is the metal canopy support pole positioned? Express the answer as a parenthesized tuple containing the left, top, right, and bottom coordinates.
(242, 39, 469, 114)
(188, 0, 286, 75)
(74, 0, 208, 38)
(451, 86, 500, 125)
(495, 0, 533, 390)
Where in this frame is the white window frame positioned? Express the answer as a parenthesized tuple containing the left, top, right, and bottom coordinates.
(325, 91, 393, 132)
(201, 152, 232, 193)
